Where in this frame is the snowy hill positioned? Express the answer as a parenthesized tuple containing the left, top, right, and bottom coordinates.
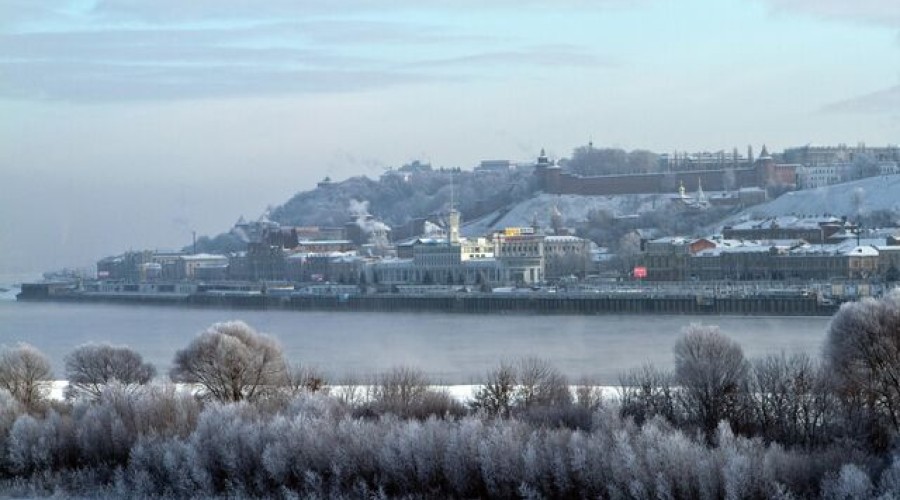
(198, 171, 900, 253)
(731, 176, 900, 222)
(462, 193, 674, 236)
(466, 175, 900, 240)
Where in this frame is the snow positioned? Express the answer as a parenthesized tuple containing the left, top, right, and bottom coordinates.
(458, 176, 900, 241)
(181, 253, 227, 261)
(732, 175, 900, 222)
(843, 246, 879, 257)
(43, 381, 618, 404)
(462, 192, 673, 236)
(728, 216, 839, 231)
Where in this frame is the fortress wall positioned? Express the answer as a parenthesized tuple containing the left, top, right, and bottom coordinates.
(540, 166, 762, 195)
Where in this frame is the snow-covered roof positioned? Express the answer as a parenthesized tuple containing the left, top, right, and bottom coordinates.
(727, 216, 840, 231)
(838, 228, 900, 239)
(181, 253, 228, 261)
(287, 250, 358, 260)
(296, 240, 352, 245)
(692, 237, 808, 257)
(695, 240, 771, 257)
(649, 236, 692, 245)
(545, 235, 584, 243)
(843, 246, 879, 257)
(371, 258, 414, 268)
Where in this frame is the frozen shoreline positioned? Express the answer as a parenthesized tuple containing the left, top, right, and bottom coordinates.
(45, 381, 621, 404)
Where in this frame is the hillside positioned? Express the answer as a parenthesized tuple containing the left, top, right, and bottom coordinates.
(193, 167, 537, 252)
(729, 175, 900, 225)
(195, 168, 900, 255)
(268, 169, 535, 228)
(461, 193, 672, 236)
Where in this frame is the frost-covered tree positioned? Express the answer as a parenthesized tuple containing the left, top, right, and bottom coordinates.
(574, 376, 604, 410)
(820, 463, 873, 500)
(6, 410, 75, 475)
(618, 364, 675, 425)
(366, 366, 464, 419)
(673, 325, 748, 440)
(170, 321, 289, 402)
(370, 366, 430, 414)
(744, 352, 834, 446)
(64, 343, 156, 400)
(515, 357, 571, 410)
(286, 363, 327, 395)
(826, 293, 900, 440)
(0, 343, 52, 411)
(0, 388, 25, 473)
(471, 362, 516, 417)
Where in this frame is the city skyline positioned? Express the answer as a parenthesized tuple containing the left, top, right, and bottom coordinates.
(1, 0, 899, 274)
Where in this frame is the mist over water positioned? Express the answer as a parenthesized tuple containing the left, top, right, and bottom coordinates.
(0, 300, 831, 384)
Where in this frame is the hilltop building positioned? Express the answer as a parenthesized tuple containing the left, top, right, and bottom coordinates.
(534, 146, 796, 197)
(783, 143, 900, 165)
(475, 160, 512, 173)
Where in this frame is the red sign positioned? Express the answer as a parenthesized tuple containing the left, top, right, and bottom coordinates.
(633, 266, 647, 279)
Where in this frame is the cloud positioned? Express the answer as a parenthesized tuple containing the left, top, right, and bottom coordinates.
(0, 60, 441, 101)
(0, 29, 350, 65)
(822, 85, 900, 114)
(88, 0, 648, 23)
(754, 0, 900, 28)
(404, 45, 617, 70)
(0, 19, 472, 100)
(0, 1, 74, 30)
(0, 4, 613, 102)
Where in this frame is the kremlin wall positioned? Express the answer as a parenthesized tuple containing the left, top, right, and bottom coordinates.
(533, 147, 796, 195)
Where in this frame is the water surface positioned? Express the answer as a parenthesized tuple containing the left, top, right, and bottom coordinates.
(0, 300, 832, 384)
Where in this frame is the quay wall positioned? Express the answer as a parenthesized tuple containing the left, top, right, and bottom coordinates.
(285, 294, 833, 316)
(18, 288, 839, 316)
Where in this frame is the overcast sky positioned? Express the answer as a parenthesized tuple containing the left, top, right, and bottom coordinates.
(1, 0, 898, 276)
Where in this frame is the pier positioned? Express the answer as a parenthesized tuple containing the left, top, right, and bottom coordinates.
(18, 282, 841, 316)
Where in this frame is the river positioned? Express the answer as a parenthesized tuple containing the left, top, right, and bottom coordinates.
(0, 290, 834, 384)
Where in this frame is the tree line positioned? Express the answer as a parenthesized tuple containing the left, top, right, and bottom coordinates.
(2, 294, 900, 497)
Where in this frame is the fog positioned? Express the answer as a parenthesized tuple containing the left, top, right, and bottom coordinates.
(0, 169, 298, 273)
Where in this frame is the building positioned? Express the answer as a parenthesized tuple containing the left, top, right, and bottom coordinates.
(534, 146, 793, 197)
(642, 234, 897, 281)
(722, 216, 850, 244)
(494, 228, 545, 284)
(97, 251, 230, 282)
(97, 251, 152, 282)
(294, 240, 355, 253)
(372, 208, 504, 287)
(181, 253, 229, 280)
(642, 237, 717, 281)
(475, 160, 512, 173)
(658, 148, 753, 171)
(227, 243, 286, 281)
(795, 164, 849, 189)
(783, 143, 900, 165)
(544, 235, 593, 280)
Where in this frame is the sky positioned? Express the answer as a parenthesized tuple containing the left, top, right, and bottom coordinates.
(1, 0, 899, 276)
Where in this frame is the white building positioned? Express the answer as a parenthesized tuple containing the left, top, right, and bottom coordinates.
(795, 164, 850, 189)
